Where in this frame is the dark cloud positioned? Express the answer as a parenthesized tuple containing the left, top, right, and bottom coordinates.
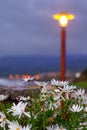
(0, 0, 87, 56)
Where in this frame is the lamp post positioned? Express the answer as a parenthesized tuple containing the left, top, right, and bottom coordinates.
(53, 12, 74, 81)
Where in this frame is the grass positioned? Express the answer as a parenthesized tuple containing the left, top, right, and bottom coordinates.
(72, 81, 87, 89)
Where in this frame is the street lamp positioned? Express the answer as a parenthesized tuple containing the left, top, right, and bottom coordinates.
(53, 12, 74, 81)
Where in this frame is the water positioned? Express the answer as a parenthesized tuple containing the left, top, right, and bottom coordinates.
(0, 55, 87, 77)
(0, 78, 24, 86)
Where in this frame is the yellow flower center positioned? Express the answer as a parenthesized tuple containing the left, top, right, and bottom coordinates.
(59, 128, 62, 130)
(47, 117, 54, 123)
(2, 117, 6, 122)
(16, 128, 20, 130)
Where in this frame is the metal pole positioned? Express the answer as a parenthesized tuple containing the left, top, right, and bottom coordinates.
(61, 27, 66, 81)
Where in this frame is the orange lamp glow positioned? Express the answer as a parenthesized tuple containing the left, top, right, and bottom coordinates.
(53, 12, 74, 27)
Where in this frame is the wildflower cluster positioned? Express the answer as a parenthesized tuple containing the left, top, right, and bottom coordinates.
(0, 79, 87, 130)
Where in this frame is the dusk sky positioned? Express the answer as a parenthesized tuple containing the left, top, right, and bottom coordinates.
(0, 0, 87, 57)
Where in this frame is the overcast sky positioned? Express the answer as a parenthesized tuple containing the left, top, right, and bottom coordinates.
(0, 0, 87, 57)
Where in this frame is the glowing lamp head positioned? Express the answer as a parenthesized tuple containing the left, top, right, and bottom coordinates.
(53, 12, 74, 28)
(59, 15, 68, 27)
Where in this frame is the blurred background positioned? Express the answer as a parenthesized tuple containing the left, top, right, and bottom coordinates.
(0, 0, 87, 87)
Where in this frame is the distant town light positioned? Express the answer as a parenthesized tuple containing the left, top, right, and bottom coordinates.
(75, 72, 81, 78)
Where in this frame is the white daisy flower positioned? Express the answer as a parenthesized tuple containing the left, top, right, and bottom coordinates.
(53, 95, 61, 101)
(79, 122, 87, 130)
(54, 88, 60, 93)
(56, 85, 76, 100)
(0, 112, 9, 130)
(48, 101, 60, 110)
(22, 125, 32, 130)
(51, 79, 69, 86)
(46, 124, 66, 130)
(40, 94, 47, 101)
(52, 89, 64, 100)
(23, 112, 31, 118)
(84, 106, 87, 112)
(83, 95, 87, 104)
(41, 87, 48, 93)
(74, 89, 85, 99)
(0, 94, 9, 101)
(69, 104, 83, 112)
(80, 122, 87, 126)
(34, 81, 49, 87)
(16, 96, 30, 101)
(59, 85, 76, 92)
(8, 121, 22, 130)
(23, 76, 34, 82)
(46, 124, 58, 130)
(7, 101, 30, 118)
(46, 85, 52, 90)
